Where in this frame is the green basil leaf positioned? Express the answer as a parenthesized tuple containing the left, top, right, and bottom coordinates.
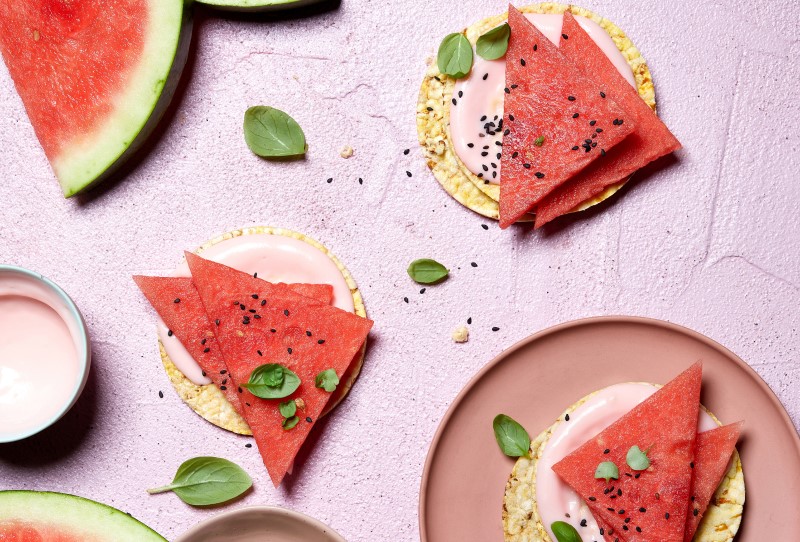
(282, 416, 300, 430)
(534, 136, 545, 147)
(407, 258, 449, 284)
(476, 23, 510, 60)
(437, 33, 473, 79)
(315, 369, 340, 393)
(551, 521, 583, 542)
(595, 461, 619, 483)
(146, 457, 252, 506)
(244, 106, 307, 158)
(279, 400, 297, 418)
(626, 445, 651, 471)
(242, 364, 301, 399)
(492, 414, 531, 458)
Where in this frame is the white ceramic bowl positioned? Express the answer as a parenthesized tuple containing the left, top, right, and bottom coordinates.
(0, 265, 91, 443)
(175, 506, 346, 542)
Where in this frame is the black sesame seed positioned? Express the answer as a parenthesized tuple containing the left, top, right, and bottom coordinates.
(158, 391, 163, 398)
(458, 90, 463, 98)
(471, 262, 477, 267)
(403, 148, 410, 155)
(420, 288, 426, 294)
(452, 98, 457, 105)
(167, 330, 173, 337)
(492, 326, 500, 331)
(406, 171, 412, 177)
(565, 413, 570, 421)
(580, 519, 587, 527)
(404, 297, 409, 303)
(481, 224, 488, 230)
(327, 177, 333, 183)
(467, 317, 472, 324)
(245, 443, 252, 448)
(358, 177, 363, 185)
(427, 106, 433, 111)
(467, 142, 475, 148)
(482, 73, 488, 80)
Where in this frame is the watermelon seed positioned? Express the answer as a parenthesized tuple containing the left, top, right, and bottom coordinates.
(327, 177, 333, 183)
(271, 329, 277, 333)
(222, 379, 227, 385)
(427, 106, 433, 111)
(318, 339, 326, 344)
(592, 142, 597, 148)
(589, 497, 596, 501)
(261, 300, 266, 306)
(471, 262, 477, 267)
(241, 305, 246, 310)
(246, 402, 251, 407)
(601, 149, 607, 157)
(284, 309, 290, 316)
(482, 165, 489, 172)
(504, 87, 510, 94)
(604, 449, 610, 454)
(253, 272, 258, 278)
(636, 526, 642, 532)
(249, 309, 256, 313)
(257, 350, 262, 356)
(458, 90, 463, 98)
(492, 172, 497, 179)
(215, 319, 220, 326)
(590, 120, 597, 126)
(564, 413, 570, 421)
(306, 330, 312, 336)
(220, 386, 227, 391)
(496, 153, 501, 159)
(477, 173, 484, 178)
(203, 348, 210, 353)
(562, 33, 569, 39)
(174, 298, 180, 303)
(618, 509, 625, 515)
(690, 461, 695, 469)
(202, 371, 207, 377)
(482, 73, 488, 80)
(533, 44, 538, 51)
(639, 507, 646, 513)
(221, 370, 227, 374)
(523, 163, 531, 169)
(635, 473, 641, 479)
(306, 417, 313, 423)
(580, 519, 587, 527)
(254, 315, 261, 319)
(665, 513, 670, 519)
(359, 178, 363, 185)
(510, 84, 518, 89)
(535, 172, 545, 179)
(238, 387, 243, 393)
(624, 518, 630, 523)
(520, 58, 526, 66)
(568, 96, 576, 101)
(468, 142, 476, 147)
(512, 151, 519, 158)
(251, 294, 259, 299)
(481, 151, 488, 157)
(509, 114, 515, 121)
(406, 171, 413, 177)
(492, 327, 500, 331)
(693, 509, 699, 516)
(572, 146, 579, 151)
(201, 339, 207, 345)
(596, 128, 603, 133)
(287, 348, 293, 354)
(452, 98, 457, 105)
(573, 113, 579, 118)
(167, 330, 173, 337)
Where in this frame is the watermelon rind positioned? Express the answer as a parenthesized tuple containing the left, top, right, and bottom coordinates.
(46, 1, 192, 196)
(502, 384, 745, 542)
(195, 0, 324, 12)
(0, 491, 166, 541)
(417, 3, 656, 221)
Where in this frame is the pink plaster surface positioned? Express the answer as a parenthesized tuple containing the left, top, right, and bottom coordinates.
(0, 1, 798, 540)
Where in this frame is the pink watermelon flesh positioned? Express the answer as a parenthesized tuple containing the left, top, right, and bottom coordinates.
(185, 253, 373, 487)
(683, 422, 743, 541)
(553, 363, 703, 542)
(133, 275, 334, 418)
(0, 522, 76, 541)
(533, 12, 682, 228)
(499, 5, 635, 228)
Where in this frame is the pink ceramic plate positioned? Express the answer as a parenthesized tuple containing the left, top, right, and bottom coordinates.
(175, 506, 346, 542)
(419, 316, 800, 541)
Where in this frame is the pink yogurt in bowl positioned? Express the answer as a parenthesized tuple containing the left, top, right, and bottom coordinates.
(0, 265, 91, 443)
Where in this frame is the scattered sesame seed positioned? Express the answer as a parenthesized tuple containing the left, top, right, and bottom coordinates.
(359, 177, 363, 185)
(481, 224, 489, 230)
(406, 171, 412, 177)
(245, 443, 252, 448)
(326, 177, 333, 183)
(492, 326, 500, 331)
(403, 148, 410, 155)
(167, 330, 173, 337)
(404, 297, 409, 303)
(420, 288, 426, 294)
(471, 262, 477, 267)
(482, 73, 488, 80)
(158, 391, 163, 398)
(565, 413, 570, 421)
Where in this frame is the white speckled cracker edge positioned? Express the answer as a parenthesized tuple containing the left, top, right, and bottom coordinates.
(417, 3, 657, 217)
(502, 385, 745, 542)
(159, 226, 368, 436)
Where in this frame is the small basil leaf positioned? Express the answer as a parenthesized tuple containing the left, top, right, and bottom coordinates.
(146, 457, 252, 506)
(437, 33, 473, 79)
(407, 258, 449, 284)
(626, 445, 651, 471)
(551, 521, 583, 542)
(595, 461, 619, 483)
(244, 106, 307, 159)
(242, 364, 301, 399)
(315, 369, 340, 393)
(476, 23, 510, 60)
(279, 400, 297, 418)
(492, 414, 531, 458)
(282, 416, 300, 430)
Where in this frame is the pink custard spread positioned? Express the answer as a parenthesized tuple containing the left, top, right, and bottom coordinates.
(0, 274, 82, 438)
(450, 13, 637, 184)
(159, 234, 355, 386)
(535, 382, 718, 541)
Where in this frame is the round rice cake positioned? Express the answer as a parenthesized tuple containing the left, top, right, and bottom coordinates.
(159, 226, 368, 436)
(417, 3, 657, 219)
(502, 385, 745, 542)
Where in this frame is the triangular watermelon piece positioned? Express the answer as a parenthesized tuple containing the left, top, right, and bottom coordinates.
(533, 12, 682, 228)
(133, 275, 334, 418)
(499, 5, 635, 228)
(553, 363, 703, 542)
(684, 422, 742, 542)
(185, 252, 373, 487)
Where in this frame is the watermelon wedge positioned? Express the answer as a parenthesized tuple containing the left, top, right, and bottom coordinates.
(553, 363, 703, 542)
(499, 6, 635, 228)
(533, 12, 682, 228)
(185, 252, 373, 486)
(0, 1, 192, 197)
(684, 422, 743, 541)
(133, 275, 334, 418)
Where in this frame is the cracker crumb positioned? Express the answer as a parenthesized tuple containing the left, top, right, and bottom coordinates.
(339, 145, 354, 159)
(452, 325, 469, 343)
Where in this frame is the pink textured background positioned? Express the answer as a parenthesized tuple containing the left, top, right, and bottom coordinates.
(0, 1, 798, 540)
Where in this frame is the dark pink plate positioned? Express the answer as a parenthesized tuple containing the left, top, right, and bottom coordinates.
(419, 316, 800, 541)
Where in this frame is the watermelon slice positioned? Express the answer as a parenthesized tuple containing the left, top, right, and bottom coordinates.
(684, 422, 743, 541)
(499, 6, 635, 228)
(185, 253, 373, 486)
(553, 363, 703, 542)
(0, 491, 166, 541)
(133, 275, 334, 417)
(0, 1, 192, 197)
(533, 12, 682, 228)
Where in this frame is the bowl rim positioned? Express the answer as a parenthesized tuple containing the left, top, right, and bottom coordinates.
(174, 505, 347, 542)
(0, 264, 91, 443)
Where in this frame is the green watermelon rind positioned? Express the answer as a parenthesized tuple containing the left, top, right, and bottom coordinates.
(0, 491, 166, 541)
(194, 0, 324, 12)
(53, 1, 193, 197)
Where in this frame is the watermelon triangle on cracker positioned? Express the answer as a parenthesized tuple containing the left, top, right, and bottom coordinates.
(133, 275, 334, 419)
(533, 12, 681, 228)
(185, 252, 373, 486)
(553, 362, 703, 541)
(499, 5, 636, 228)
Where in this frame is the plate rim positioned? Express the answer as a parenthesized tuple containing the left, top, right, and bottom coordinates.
(175, 505, 346, 542)
(418, 315, 800, 541)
